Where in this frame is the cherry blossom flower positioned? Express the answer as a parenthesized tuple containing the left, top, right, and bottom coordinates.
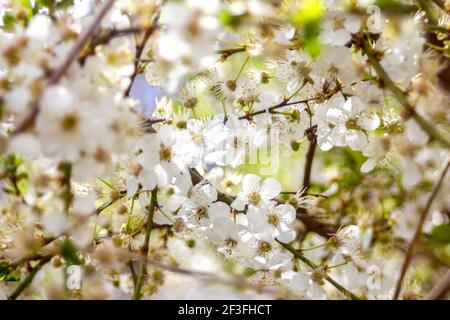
(231, 174, 281, 211)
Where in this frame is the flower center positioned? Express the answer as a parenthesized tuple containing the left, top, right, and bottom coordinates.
(60, 114, 79, 131)
(267, 213, 279, 226)
(192, 133, 203, 144)
(159, 146, 172, 161)
(333, 17, 345, 30)
(345, 118, 359, 130)
(176, 121, 187, 129)
(258, 240, 272, 253)
(195, 207, 208, 219)
(184, 97, 198, 109)
(249, 192, 261, 204)
(225, 238, 237, 248)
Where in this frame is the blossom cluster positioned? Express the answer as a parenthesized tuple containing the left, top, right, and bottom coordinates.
(0, 0, 449, 300)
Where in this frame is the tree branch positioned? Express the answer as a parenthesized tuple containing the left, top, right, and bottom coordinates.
(133, 187, 158, 300)
(189, 168, 335, 238)
(8, 256, 51, 300)
(302, 125, 318, 191)
(238, 87, 340, 121)
(124, 17, 159, 97)
(277, 240, 361, 300)
(393, 155, 450, 299)
(362, 37, 450, 149)
(426, 269, 450, 300)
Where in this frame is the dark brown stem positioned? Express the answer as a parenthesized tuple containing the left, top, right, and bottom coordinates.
(8, 256, 51, 300)
(277, 240, 361, 300)
(393, 155, 450, 299)
(189, 168, 335, 238)
(124, 18, 159, 97)
(302, 125, 318, 191)
(425, 269, 450, 300)
(79, 26, 148, 63)
(362, 37, 450, 149)
(426, 269, 450, 300)
(238, 88, 339, 121)
(430, 0, 449, 13)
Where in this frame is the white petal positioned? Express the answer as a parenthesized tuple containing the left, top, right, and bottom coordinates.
(326, 107, 344, 125)
(358, 113, 380, 131)
(277, 230, 296, 243)
(242, 174, 261, 194)
(332, 29, 352, 46)
(260, 178, 281, 200)
(361, 158, 377, 173)
(231, 195, 247, 211)
(276, 204, 296, 222)
(208, 201, 230, 220)
(346, 130, 367, 151)
(42, 212, 68, 236)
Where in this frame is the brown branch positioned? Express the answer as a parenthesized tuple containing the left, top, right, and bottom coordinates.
(79, 26, 148, 63)
(238, 87, 340, 121)
(362, 37, 450, 149)
(189, 168, 335, 238)
(277, 240, 361, 300)
(124, 17, 159, 97)
(393, 155, 450, 299)
(13, 0, 116, 135)
(8, 256, 52, 300)
(426, 269, 450, 300)
(430, 0, 450, 13)
(302, 125, 318, 191)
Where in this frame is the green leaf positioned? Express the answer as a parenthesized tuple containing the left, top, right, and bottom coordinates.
(61, 239, 82, 265)
(427, 223, 450, 246)
(0, 261, 20, 282)
(56, 0, 74, 10)
(291, 0, 324, 28)
(2, 14, 16, 30)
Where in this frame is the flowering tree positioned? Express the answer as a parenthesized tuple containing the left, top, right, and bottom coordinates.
(0, 0, 449, 300)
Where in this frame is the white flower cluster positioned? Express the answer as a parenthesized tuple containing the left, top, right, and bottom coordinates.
(0, 0, 449, 301)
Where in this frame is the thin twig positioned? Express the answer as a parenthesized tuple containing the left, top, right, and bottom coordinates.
(302, 125, 318, 191)
(416, 0, 439, 25)
(189, 168, 335, 238)
(362, 37, 450, 149)
(430, 0, 449, 13)
(238, 87, 340, 120)
(8, 256, 51, 300)
(277, 240, 361, 300)
(133, 187, 158, 300)
(124, 17, 159, 97)
(393, 155, 450, 299)
(426, 269, 450, 300)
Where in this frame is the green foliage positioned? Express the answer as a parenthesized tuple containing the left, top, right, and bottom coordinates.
(34, 0, 74, 10)
(61, 239, 82, 265)
(0, 261, 20, 282)
(290, 0, 323, 58)
(427, 223, 450, 247)
(218, 9, 247, 29)
(1, 153, 28, 196)
(1, 0, 75, 30)
(2, 14, 17, 30)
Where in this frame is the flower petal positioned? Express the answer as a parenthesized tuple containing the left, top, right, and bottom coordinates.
(242, 174, 261, 194)
(260, 178, 281, 199)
